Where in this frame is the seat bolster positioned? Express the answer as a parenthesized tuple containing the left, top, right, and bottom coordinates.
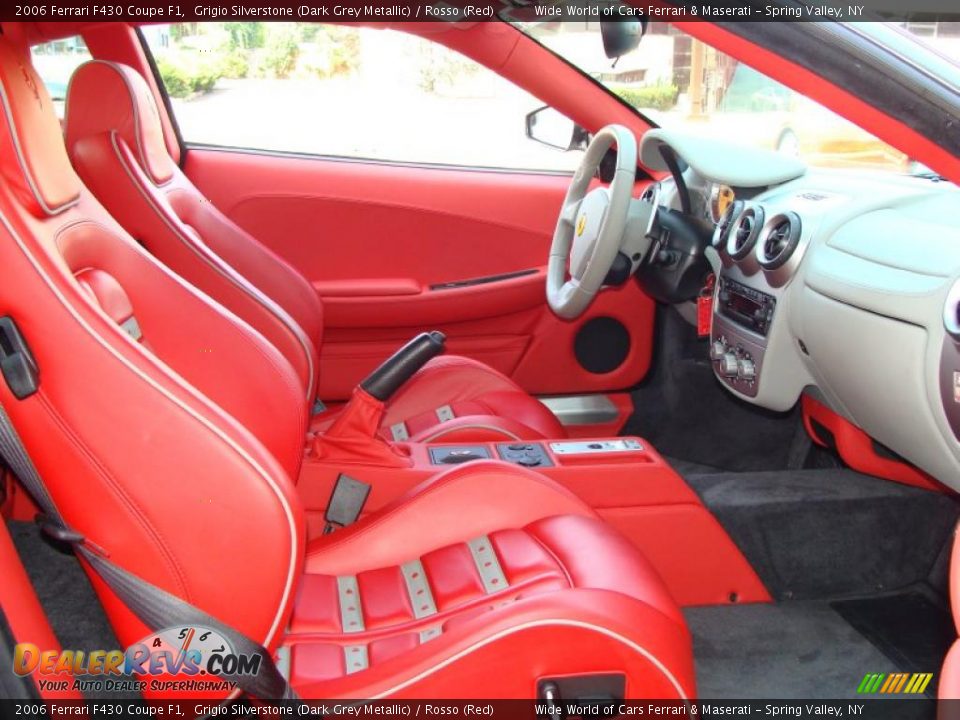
(70, 132, 319, 402)
(377, 354, 564, 440)
(304, 461, 595, 576)
(526, 515, 686, 627)
(385, 357, 562, 433)
(466, 389, 565, 439)
(406, 413, 555, 443)
(941, 641, 960, 699)
(288, 588, 695, 699)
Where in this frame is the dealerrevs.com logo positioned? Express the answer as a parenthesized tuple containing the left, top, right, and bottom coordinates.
(13, 625, 262, 694)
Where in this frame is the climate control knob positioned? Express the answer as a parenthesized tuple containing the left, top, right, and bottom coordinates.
(721, 352, 739, 378)
(711, 340, 727, 361)
(738, 357, 757, 382)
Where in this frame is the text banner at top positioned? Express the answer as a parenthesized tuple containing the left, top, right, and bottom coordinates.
(6, 0, 960, 24)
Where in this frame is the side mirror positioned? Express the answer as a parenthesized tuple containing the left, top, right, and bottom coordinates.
(525, 106, 590, 152)
(601, 20, 646, 60)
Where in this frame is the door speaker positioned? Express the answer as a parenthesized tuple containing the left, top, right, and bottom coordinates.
(574, 317, 630, 374)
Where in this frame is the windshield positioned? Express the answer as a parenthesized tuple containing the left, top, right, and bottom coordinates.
(513, 20, 960, 174)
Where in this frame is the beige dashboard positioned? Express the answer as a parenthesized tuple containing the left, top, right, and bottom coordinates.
(642, 130, 960, 489)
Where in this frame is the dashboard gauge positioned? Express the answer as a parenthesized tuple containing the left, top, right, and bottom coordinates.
(710, 184, 736, 223)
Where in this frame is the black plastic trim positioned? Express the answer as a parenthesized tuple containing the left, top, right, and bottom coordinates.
(430, 269, 538, 291)
(658, 145, 691, 215)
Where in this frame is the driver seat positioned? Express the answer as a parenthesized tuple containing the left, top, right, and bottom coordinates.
(63, 60, 565, 444)
(0, 37, 694, 699)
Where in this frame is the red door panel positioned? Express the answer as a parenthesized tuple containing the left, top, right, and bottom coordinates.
(184, 148, 655, 399)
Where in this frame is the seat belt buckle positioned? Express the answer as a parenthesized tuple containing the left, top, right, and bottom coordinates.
(323, 474, 371, 534)
(36, 514, 85, 545)
(0, 317, 39, 399)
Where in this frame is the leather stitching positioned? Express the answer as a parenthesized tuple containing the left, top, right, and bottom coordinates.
(0, 208, 300, 654)
(290, 572, 567, 642)
(305, 463, 589, 564)
(54, 216, 307, 472)
(36, 391, 191, 599)
(108, 131, 317, 401)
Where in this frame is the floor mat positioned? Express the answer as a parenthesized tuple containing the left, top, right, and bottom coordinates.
(686, 469, 960, 600)
(832, 592, 954, 697)
(685, 601, 923, 699)
(626, 307, 803, 472)
(7, 520, 138, 699)
(663, 456, 721, 477)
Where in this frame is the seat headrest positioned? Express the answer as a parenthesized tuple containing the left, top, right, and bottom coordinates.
(0, 39, 81, 217)
(65, 60, 174, 186)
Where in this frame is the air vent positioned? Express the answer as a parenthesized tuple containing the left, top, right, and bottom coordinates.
(712, 200, 744, 249)
(727, 205, 764, 261)
(758, 212, 802, 270)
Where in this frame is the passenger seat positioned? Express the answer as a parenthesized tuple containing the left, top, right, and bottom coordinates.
(63, 61, 565, 444)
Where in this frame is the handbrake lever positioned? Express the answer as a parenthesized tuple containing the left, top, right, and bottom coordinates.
(360, 331, 446, 402)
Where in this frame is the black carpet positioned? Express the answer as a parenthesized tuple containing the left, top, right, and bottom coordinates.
(663, 456, 721, 477)
(685, 600, 895, 698)
(686, 469, 960, 601)
(7, 520, 138, 699)
(626, 307, 803, 472)
(685, 597, 943, 712)
(832, 592, 954, 697)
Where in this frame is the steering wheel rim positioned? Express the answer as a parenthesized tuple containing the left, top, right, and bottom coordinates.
(547, 124, 637, 320)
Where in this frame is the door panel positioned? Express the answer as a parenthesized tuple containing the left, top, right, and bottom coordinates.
(185, 148, 655, 399)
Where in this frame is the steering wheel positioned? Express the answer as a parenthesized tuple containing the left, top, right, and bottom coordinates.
(547, 125, 638, 319)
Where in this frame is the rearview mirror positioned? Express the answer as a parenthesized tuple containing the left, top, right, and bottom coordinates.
(601, 20, 646, 60)
(525, 106, 590, 152)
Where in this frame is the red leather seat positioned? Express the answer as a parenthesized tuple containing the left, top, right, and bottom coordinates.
(63, 60, 564, 444)
(939, 528, 960, 699)
(0, 39, 693, 699)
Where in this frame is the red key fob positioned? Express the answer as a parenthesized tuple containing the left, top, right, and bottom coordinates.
(697, 274, 715, 338)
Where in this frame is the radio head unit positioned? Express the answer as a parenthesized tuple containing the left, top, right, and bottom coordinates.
(717, 279, 776, 337)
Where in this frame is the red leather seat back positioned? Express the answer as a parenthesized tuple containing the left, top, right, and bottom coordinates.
(65, 61, 323, 401)
(0, 38, 305, 656)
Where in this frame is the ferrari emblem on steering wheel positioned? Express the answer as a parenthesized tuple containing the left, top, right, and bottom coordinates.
(576, 214, 587, 237)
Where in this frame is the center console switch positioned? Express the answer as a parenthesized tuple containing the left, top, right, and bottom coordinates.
(427, 443, 554, 467)
(429, 446, 492, 464)
(496, 443, 553, 468)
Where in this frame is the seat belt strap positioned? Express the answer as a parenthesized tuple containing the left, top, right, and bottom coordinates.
(0, 402, 299, 701)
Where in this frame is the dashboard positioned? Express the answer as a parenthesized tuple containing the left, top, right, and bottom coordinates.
(638, 129, 960, 491)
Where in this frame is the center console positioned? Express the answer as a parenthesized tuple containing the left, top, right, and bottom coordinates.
(429, 440, 645, 468)
(299, 330, 769, 608)
(710, 277, 774, 398)
(298, 433, 770, 608)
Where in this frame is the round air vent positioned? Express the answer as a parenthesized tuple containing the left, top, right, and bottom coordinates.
(758, 212, 802, 270)
(727, 205, 764, 261)
(711, 199, 744, 249)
